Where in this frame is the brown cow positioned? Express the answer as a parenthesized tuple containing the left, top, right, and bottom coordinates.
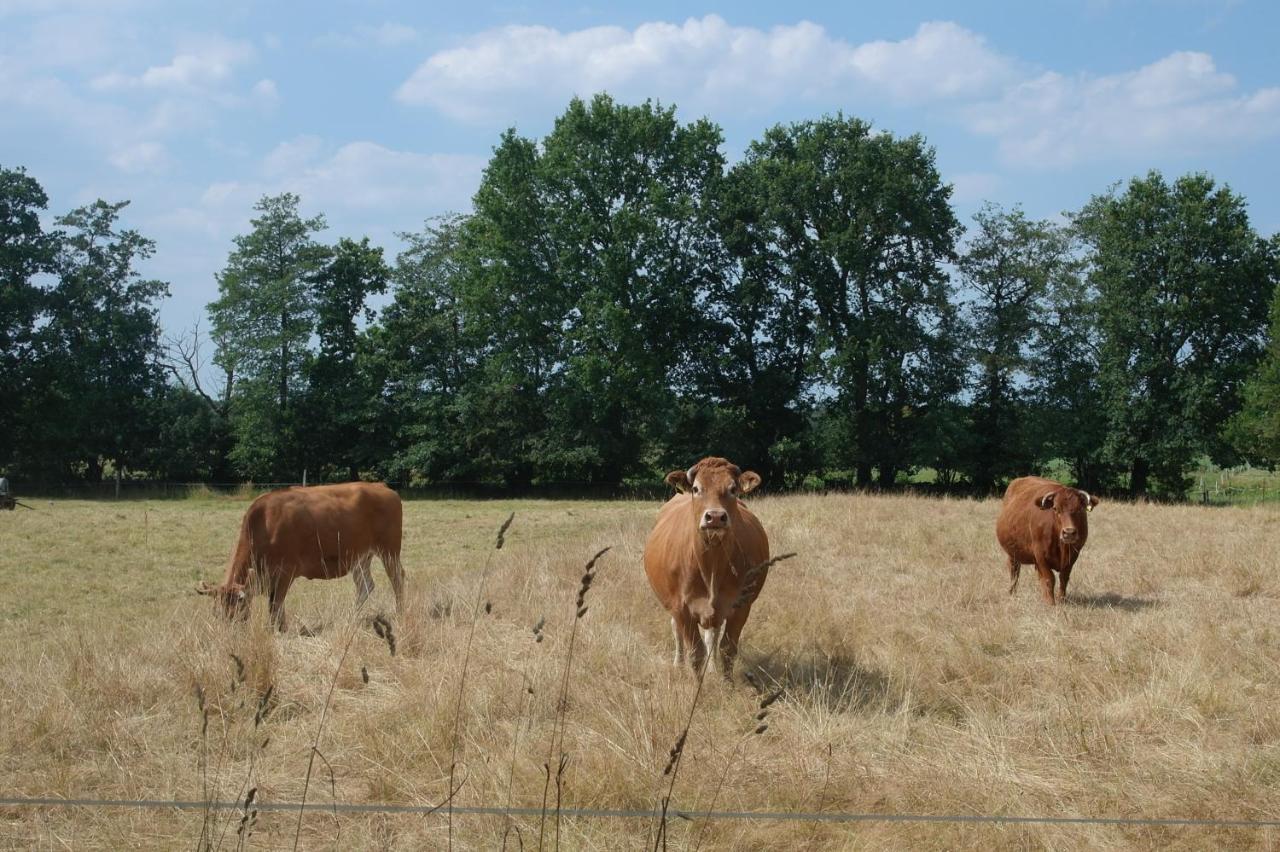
(642, 457, 770, 677)
(996, 476, 1100, 604)
(196, 481, 404, 630)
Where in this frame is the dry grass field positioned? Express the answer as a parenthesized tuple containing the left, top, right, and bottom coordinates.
(2, 491, 1279, 850)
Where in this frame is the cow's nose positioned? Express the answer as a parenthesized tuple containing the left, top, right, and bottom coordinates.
(1061, 528, 1078, 541)
(701, 509, 728, 528)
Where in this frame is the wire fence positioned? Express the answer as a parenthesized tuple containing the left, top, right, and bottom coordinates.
(5, 479, 677, 502)
(2, 795, 1278, 830)
(1194, 482, 1280, 506)
(7, 475, 1279, 505)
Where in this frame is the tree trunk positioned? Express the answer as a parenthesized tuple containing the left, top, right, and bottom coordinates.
(1130, 457, 1150, 497)
(878, 464, 898, 489)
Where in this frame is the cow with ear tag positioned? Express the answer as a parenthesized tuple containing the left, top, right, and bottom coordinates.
(996, 475, 1101, 605)
(642, 456, 770, 678)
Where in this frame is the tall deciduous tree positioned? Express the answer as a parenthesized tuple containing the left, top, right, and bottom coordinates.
(301, 236, 389, 480)
(741, 115, 962, 486)
(1076, 172, 1277, 496)
(0, 165, 59, 475)
(678, 151, 818, 485)
(208, 193, 326, 479)
(459, 95, 725, 484)
(959, 204, 1073, 491)
(1228, 253, 1280, 466)
(379, 215, 480, 482)
(539, 95, 725, 481)
(36, 200, 168, 480)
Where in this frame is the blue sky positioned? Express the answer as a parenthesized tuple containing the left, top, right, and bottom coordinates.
(3, 0, 1278, 334)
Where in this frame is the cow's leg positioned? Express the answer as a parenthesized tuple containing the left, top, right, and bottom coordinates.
(382, 551, 406, 615)
(1034, 562, 1056, 606)
(268, 581, 291, 632)
(699, 623, 723, 676)
(670, 616, 685, 666)
(1058, 565, 1072, 603)
(674, 611, 704, 673)
(719, 602, 753, 680)
(352, 556, 375, 608)
(1007, 554, 1021, 595)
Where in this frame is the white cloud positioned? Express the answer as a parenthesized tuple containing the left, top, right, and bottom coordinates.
(948, 171, 1004, 205)
(848, 22, 1017, 102)
(91, 36, 254, 91)
(108, 140, 169, 173)
(194, 139, 484, 226)
(968, 51, 1280, 167)
(396, 16, 1017, 121)
(316, 22, 421, 50)
(251, 78, 279, 106)
(396, 16, 1280, 170)
(261, 135, 324, 176)
(0, 0, 147, 16)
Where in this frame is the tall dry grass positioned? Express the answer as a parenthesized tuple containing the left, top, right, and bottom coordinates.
(0, 494, 1278, 849)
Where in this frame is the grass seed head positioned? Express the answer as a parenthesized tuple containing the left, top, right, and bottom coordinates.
(495, 511, 515, 550)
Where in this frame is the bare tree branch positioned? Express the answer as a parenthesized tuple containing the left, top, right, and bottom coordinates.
(162, 321, 233, 414)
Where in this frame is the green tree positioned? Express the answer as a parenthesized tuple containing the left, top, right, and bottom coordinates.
(453, 132, 556, 485)
(959, 204, 1073, 491)
(539, 95, 725, 481)
(458, 95, 725, 484)
(1228, 260, 1280, 465)
(34, 200, 168, 480)
(741, 115, 962, 486)
(0, 165, 59, 475)
(379, 215, 481, 482)
(676, 152, 818, 485)
(144, 384, 233, 481)
(1027, 267, 1112, 490)
(208, 193, 327, 479)
(300, 236, 389, 480)
(1076, 172, 1277, 496)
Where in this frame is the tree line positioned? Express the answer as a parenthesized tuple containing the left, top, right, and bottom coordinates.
(3, 95, 1279, 497)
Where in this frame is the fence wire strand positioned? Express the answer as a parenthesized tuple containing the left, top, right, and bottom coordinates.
(1, 796, 1278, 829)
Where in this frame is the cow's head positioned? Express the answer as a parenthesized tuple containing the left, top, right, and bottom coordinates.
(195, 578, 251, 620)
(1037, 487, 1100, 545)
(665, 457, 761, 543)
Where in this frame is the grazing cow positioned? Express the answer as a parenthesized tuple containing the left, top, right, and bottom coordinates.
(642, 457, 770, 677)
(996, 476, 1100, 605)
(196, 482, 404, 630)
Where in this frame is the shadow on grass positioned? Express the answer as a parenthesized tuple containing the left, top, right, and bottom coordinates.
(743, 649, 904, 715)
(1067, 592, 1159, 612)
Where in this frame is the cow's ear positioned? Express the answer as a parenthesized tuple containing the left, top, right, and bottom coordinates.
(1037, 491, 1056, 510)
(738, 471, 762, 495)
(665, 470, 690, 493)
(1082, 491, 1100, 512)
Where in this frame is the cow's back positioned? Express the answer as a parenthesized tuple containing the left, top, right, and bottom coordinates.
(245, 482, 402, 580)
(996, 476, 1055, 563)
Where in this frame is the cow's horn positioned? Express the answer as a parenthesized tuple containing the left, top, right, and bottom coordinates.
(195, 580, 215, 595)
(1079, 489, 1093, 511)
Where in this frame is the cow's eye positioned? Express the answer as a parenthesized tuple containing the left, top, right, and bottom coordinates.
(692, 484, 701, 495)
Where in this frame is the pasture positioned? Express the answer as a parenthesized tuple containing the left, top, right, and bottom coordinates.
(1, 492, 1279, 850)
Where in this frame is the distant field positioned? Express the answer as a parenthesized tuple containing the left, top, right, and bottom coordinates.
(2, 493, 1279, 849)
